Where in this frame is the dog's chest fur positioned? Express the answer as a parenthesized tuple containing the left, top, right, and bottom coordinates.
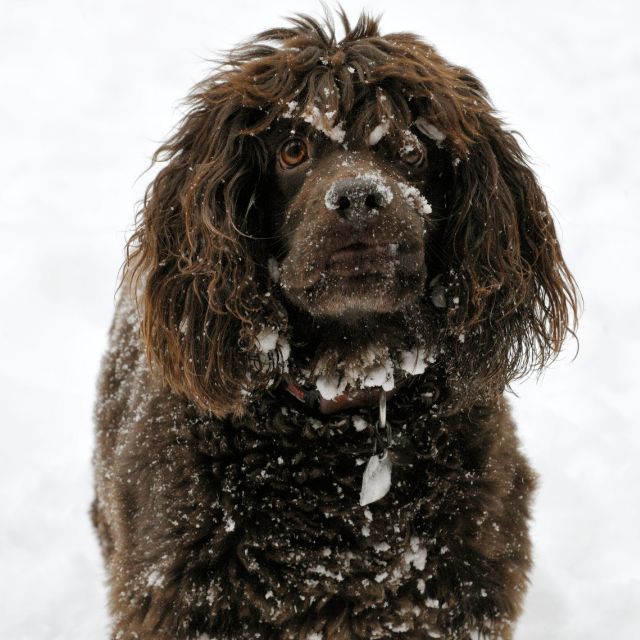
(94, 302, 534, 639)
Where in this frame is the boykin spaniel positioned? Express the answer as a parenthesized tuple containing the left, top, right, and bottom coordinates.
(93, 10, 578, 640)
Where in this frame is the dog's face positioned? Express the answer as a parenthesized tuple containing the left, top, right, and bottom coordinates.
(270, 124, 431, 319)
(129, 14, 578, 416)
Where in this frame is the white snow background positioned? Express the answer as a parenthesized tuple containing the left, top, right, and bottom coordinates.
(1, 0, 639, 637)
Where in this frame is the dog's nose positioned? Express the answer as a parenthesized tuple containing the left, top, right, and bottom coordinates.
(325, 174, 393, 227)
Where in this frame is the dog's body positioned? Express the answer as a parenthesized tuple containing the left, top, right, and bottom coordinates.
(93, 12, 576, 639)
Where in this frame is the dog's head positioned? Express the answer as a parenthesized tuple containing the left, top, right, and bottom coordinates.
(127, 12, 578, 417)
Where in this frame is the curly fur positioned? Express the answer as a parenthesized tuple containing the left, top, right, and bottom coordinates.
(93, 10, 578, 640)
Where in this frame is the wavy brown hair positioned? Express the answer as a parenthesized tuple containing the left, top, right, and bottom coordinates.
(126, 11, 578, 417)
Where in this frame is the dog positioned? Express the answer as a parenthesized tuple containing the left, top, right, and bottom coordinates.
(93, 10, 578, 639)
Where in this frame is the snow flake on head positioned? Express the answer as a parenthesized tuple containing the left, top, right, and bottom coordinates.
(302, 105, 346, 143)
(278, 99, 345, 143)
(282, 100, 299, 119)
(368, 120, 390, 146)
(415, 117, 446, 145)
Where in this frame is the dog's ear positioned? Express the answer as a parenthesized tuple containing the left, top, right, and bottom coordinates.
(434, 69, 579, 389)
(126, 84, 287, 417)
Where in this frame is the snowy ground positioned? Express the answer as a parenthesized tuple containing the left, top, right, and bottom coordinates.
(1, 0, 639, 637)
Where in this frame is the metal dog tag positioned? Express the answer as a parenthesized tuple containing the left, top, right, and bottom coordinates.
(359, 450, 392, 506)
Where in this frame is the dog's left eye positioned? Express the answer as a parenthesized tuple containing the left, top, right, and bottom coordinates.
(279, 138, 309, 168)
(399, 143, 425, 167)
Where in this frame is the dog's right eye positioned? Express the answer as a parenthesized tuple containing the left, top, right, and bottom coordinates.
(279, 138, 309, 168)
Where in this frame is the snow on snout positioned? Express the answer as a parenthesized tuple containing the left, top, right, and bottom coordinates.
(324, 172, 394, 210)
(398, 182, 432, 217)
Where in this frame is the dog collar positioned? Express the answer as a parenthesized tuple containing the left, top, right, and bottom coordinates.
(284, 377, 395, 415)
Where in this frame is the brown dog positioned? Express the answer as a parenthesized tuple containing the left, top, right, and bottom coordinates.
(93, 11, 577, 639)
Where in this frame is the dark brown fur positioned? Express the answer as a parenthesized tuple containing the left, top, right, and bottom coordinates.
(93, 10, 578, 639)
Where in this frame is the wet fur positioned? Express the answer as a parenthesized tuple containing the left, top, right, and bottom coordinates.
(93, 10, 577, 639)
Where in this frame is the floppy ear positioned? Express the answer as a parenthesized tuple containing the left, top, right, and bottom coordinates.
(126, 84, 288, 417)
(434, 70, 578, 389)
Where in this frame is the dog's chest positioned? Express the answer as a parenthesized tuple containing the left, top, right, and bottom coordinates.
(200, 397, 472, 601)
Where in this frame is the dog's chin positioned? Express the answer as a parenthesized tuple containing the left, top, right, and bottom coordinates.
(282, 269, 426, 320)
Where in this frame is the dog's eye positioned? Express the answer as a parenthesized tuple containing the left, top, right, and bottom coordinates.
(279, 138, 309, 168)
(399, 143, 425, 167)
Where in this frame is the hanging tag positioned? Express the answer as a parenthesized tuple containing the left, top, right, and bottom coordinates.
(359, 450, 392, 506)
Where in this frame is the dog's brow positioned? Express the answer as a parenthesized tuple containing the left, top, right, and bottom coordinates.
(272, 120, 312, 138)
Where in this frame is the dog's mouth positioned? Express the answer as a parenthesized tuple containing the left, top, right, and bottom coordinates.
(325, 241, 399, 277)
(279, 233, 426, 317)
